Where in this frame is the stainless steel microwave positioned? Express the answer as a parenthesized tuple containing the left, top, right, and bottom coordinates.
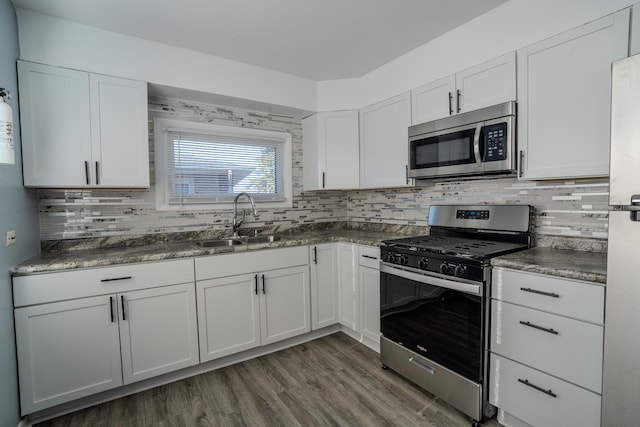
(408, 101, 516, 180)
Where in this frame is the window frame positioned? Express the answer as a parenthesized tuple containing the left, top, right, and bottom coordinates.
(154, 117, 293, 211)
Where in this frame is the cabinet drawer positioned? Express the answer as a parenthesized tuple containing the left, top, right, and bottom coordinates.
(491, 300, 603, 393)
(195, 246, 308, 280)
(13, 259, 195, 307)
(492, 268, 604, 323)
(358, 245, 380, 269)
(490, 355, 601, 427)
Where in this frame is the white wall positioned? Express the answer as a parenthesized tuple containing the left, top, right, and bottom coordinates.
(317, 0, 636, 111)
(0, 1, 40, 426)
(15, 8, 318, 113)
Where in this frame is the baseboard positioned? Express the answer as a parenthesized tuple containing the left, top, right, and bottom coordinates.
(18, 419, 31, 427)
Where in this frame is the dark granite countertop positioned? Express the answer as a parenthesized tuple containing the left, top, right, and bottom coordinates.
(11, 229, 408, 276)
(491, 247, 607, 284)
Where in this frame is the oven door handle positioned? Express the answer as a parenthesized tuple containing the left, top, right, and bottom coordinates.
(380, 264, 482, 296)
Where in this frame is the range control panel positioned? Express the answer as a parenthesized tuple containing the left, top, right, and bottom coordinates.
(456, 210, 490, 220)
(483, 122, 508, 162)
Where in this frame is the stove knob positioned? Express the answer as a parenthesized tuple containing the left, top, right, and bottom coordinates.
(386, 253, 396, 264)
(399, 255, 408, 266)
(418, 258, 429, 270)
(454, 265, 468, 277)
(439, 262, 450, 274)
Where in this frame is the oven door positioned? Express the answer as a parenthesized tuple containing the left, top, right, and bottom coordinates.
(408, 122, 483, 179)
(380, 264, 484, 383)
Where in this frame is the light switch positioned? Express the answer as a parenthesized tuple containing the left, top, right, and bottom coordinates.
(6, 230, 15, 246)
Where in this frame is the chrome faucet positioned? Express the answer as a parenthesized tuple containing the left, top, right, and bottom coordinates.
(232, 192, 258, 237)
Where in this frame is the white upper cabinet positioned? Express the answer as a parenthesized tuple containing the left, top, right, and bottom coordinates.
(412, 52, 516, 124)
(303, 111, 359, 190)
(18, 61, 149, 188)
(517, 9, 630, 180)
(359, 92, 412, 188)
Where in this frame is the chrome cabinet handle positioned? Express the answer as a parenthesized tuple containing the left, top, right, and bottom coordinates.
(405, 164, 410, 185)
(322, 172, 325, 189)
(95, 162, 100, 185)
(520, 287, 560, 298)
(101, 276, 132, 283)
(456, 89, 461, 113)
(519, 150, 525, 178)
(448, 92, 453, 115)
(518, 378, 557, 398)
(519, 320, 558, 335)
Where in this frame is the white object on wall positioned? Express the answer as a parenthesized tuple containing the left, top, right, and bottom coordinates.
(0, 88, 14, 165)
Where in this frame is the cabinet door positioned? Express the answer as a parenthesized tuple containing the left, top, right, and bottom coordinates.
(18, 61, 92, 187)
(260, 265, 310, 345)
(14, 295, 122, 414)
(196, 274, 261, 362)
(411, 75, 456, 124)
(337, 243, 358, 331)
(455, 52, 516, 113)
(119, 283, 199, 384)
(518, 10, 629, 179)
(90, 74, 149, 187)
(310, 244, 339, 330)
(359, 265, 380, 344)
(360, 92, 412, 188)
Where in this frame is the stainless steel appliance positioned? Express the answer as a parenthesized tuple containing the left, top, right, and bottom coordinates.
(602, 53, 640, 427)
(408, 101, 516, 180)
(380, 204, 531, 424)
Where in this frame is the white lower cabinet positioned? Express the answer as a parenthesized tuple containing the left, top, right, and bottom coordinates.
(195, 247, 310, 363)
(13, 259, 197, 415)
(309, 244, 339, 330)
(358, 246, 380, 345)
(490, 267, 605, 427)
(14, 296, 123, 414)
(337, 243, 358, 330)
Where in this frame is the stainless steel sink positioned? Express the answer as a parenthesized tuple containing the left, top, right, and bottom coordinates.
(197, 238, 244, 247)
(246, 235, 282, 243)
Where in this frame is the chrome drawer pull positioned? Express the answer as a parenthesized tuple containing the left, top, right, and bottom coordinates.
(518, 378, 557, 398)
(362, 255, 378, 260)
(520, 287, 560, 298)
(519, 320, 559, 335)
(100, 276, 132, 283)
(408, 357, 435, 375)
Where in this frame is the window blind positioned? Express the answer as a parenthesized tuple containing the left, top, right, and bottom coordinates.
(164, 127, 285, 205)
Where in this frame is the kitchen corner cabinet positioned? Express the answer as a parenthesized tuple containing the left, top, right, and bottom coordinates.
(517, 9, 630, 180)
(310, 244, 339, 329)
(489, 267, 605, 427)
(17, 61, 149, 188)
(359, 92, 412, 188)
(411, 52, 516, 124)
(302, 111, 359, 190)
(13, 259, 197, 415)
(195, 247, 310, 363)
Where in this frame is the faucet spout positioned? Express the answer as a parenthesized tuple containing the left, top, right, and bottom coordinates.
(232, 192, 258, 237)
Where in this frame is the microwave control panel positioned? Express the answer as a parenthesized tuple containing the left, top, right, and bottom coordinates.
(483, 122, 508, 162)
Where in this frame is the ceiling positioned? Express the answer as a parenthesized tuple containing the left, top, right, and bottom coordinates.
(11, 0, 509, 81)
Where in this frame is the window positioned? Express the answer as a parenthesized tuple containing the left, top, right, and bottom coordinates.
(154, 118, 292, 210)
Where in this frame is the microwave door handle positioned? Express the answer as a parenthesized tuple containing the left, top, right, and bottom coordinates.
(473, 123, 482, 166)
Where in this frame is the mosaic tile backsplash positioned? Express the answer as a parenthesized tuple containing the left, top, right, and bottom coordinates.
(38, 96, 610, 246)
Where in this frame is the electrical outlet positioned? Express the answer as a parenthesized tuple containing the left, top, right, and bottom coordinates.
(6, 230, 16, 246)
(393, 211, 405, 220)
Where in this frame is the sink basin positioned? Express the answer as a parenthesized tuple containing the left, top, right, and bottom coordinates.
(246, 235, 283, 244)
(197, 238, 244, 247)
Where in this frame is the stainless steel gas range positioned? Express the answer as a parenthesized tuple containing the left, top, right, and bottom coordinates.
(379, 204, 532, 425)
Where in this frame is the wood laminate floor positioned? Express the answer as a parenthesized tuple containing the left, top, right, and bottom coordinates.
(35, 333, 502, 427)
